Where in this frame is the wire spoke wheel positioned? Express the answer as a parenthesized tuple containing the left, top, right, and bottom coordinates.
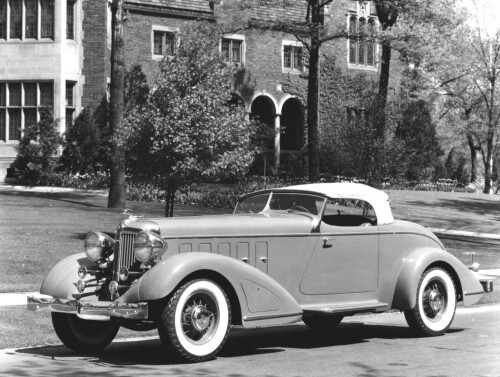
(181, 293, 218, 344)
(404, 268, 456, 336)
(158, 279, 231, 362)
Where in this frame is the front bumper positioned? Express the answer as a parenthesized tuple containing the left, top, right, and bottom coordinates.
(27, 296, 148, 320)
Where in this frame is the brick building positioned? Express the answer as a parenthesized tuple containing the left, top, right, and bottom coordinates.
(0, 0, 399, 181)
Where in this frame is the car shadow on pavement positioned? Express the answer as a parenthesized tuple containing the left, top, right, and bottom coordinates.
(14, 322, 465, 366)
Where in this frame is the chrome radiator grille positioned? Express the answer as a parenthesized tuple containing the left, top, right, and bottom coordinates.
(114, 229, 141, 283)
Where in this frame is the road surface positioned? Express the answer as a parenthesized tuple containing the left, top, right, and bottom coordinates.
(1, 304, 499, 377)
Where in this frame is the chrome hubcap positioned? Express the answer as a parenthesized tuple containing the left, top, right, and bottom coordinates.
(423, 279, 447, 320)
(190, 306, 212, 332)
(429, 290, 443, 312)
(181, 291, 218, 344)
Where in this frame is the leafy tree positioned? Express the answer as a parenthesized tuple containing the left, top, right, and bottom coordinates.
(14, 108, 62, 185)
(124, 23, 260, 216)
(61, 108, 102, 174)
(283, 55, 404, 182)
(395, 100, 443, 181)
(423, 2, 500, 193)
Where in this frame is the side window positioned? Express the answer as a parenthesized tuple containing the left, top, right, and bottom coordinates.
(322, 199, 377, 226)
(234, 193, 270, 214)
(269, 193, 323, 215)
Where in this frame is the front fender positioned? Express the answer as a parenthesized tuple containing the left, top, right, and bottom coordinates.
(118, 253, 302, 327)
(392, 247, 484, 310)
(39, 252, 98, 300)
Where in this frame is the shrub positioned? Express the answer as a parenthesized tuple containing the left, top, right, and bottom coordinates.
(14, 109, 62, 186)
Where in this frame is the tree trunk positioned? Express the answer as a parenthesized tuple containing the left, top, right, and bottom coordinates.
(466, 133, 478, 183)
(307, 0, 321, 182)
(483, 138, 494, 194)
(374, 1, 398, 137)
(164, 186, 176, 217)
(107, 0, 126, 209)
(376, 43, 391, 136)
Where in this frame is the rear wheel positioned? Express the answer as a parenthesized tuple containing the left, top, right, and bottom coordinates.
(303, 314, 344, 331)
(52, 312, 119, 352)
(404, 268, 457, 336)
(158, 279, 231, 362)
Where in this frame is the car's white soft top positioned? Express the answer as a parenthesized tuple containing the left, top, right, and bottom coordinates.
(280, 182, 394, 225)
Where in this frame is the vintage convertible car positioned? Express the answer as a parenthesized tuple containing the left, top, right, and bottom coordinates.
(28, 183, 488, 362)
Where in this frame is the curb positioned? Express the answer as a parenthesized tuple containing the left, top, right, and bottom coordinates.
(0, 184, 108, 196)
(430, 228, 500, 244)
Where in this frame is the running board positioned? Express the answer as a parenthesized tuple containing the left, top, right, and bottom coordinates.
(302, 301, 389, 314)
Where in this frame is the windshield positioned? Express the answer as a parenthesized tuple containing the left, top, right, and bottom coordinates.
(235, 192, 325, 215)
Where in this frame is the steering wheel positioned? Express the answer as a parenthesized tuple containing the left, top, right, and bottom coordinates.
(289, 205, 311, 213)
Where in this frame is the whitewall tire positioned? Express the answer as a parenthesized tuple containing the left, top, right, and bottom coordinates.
(158, 279, 231, 362)
(404, 268, 457, 336)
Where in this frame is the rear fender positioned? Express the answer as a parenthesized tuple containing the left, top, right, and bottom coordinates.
(118, 253, 302, 327)
(392, 247, 484, 310)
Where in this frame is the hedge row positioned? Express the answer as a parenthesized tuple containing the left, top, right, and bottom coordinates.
(42, 173, 478, 209)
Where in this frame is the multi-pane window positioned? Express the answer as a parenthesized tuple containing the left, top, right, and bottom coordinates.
(65, 81, 75, 130)
(25, 0, 37, 38)
(41, 0, 54, 38)
(153, 30, 175, 56)
(0, 0, 55, 40)
(348, 14, 377, 68)
(10, 0, 22, 39)
(66, 0, 75, 40)
(0, 82, 53, 141)
(0, 1, 6, 39)
(221, 38, 243, 66)
(283, 45, 302, 71)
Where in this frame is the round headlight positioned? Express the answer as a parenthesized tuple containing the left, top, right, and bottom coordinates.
(134, 231, 165, 263)
(84, 232, 115, 262)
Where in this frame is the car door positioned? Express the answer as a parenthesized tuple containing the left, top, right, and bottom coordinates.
(299, 198, 379, 295)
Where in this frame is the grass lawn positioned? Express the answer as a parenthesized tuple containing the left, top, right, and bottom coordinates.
(0, 188, 231, 293)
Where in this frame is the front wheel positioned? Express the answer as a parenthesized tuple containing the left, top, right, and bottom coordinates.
(158, 279, 231, 362)
(52, 312, 119, 352)
(404, 268, 457, 336)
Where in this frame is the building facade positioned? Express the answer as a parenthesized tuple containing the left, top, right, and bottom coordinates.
(0, 0, 399, 181)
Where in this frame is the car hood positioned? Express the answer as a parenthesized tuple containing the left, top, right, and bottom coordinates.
(121, 213, 316, 238)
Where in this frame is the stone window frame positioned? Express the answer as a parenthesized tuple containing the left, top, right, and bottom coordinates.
(347, 1, 378, 71)
(220, 34, 245, 68)
(151, 25, 179, 61)
(0, 0, 55, 41)
(66, 0, 75, 40)
(282, 40, 304, 74)
(0, 81, 53, 142)
(65, 80, 76, 131)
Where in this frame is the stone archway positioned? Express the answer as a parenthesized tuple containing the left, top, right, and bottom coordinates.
(250, 95, 278, 173)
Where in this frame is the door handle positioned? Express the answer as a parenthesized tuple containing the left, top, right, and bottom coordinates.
(260, 256, 268, 263)
(241, 257, 249, 263)
(323, 237, 333, 248)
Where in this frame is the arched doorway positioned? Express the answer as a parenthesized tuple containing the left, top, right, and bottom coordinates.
(280, 98, 303, 151)
(250, 95, 277, 173)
